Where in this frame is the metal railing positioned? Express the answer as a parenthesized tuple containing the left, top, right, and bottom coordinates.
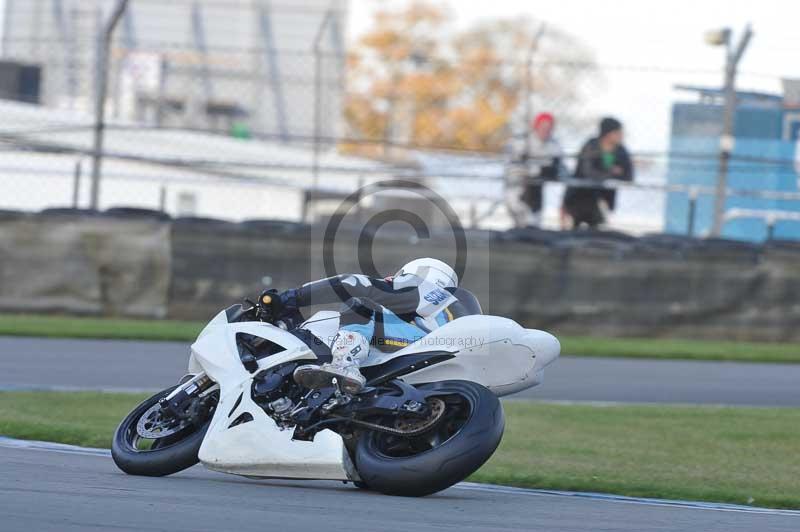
(725, 208, 800, 240)
(5, 133, 797, 240)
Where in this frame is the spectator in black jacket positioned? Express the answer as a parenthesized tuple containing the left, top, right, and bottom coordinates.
(562, 117, 633, 229)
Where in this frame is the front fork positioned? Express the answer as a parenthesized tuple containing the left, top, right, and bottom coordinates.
(159, 373, 218, 421)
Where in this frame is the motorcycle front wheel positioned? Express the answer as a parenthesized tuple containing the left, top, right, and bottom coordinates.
(354, 380, 504, 497)
(111, 386, 217, 477)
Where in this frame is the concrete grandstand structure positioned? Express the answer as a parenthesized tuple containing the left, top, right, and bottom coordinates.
(0, 98, 386, 220)
(0, 0, 347, 140)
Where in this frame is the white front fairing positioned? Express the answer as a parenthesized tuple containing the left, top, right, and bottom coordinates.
(187, 308, 559, 481)
(190, 311, 353, 481)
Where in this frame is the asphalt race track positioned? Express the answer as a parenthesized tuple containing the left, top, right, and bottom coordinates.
(1, 439, 797, 532)
(2, 337, 799, 531)
(514, 355, 800, 406)
(1, 336, 798, 406)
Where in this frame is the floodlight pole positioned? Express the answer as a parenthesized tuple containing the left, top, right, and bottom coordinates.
(89, 0, 130, 211)
(710, 24, 752, 237)
(312, 5, 336, 191)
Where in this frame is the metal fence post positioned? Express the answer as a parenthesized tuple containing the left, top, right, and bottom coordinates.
(766, 217, 776, 242)
(257, 3, 289, 141)
(686, 186, 698, 237)
(89, 0, 130, 211)
(155, 56, 169, 127)
(312, 8, 335, 191)
(191, 1, 213, 103)
(0, 0, 12, 57)
(72, 158, 83, 208)
(523, 24, 546, 157)
(112, 7, 137, 119)
(159, 185, 167, 213)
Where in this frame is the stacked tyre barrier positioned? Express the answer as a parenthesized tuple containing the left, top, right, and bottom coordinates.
(0, 209, 798, 342)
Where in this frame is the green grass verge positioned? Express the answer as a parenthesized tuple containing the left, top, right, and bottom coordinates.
(0, 391, 149, 449)
(1, 313, 799, 363)
(0, 314, 203, 342)
(1, 391, 798, 509)
(558, 336, 800, 364)
(475, 401, 800, 509)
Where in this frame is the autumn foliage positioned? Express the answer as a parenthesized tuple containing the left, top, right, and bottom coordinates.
(343, 1, 596, 157)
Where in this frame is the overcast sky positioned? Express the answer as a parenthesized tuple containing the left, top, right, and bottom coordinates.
(348, 0, 800, 152)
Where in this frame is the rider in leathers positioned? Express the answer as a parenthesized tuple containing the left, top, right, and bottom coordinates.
(274, 258, 460, 394)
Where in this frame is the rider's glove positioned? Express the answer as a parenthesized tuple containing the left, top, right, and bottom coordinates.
(278, 289, 299, 313)
(258, 288, 298, 320)
(257, 289, 281, 319)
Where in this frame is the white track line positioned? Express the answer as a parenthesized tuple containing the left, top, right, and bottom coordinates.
(1, 436, 798, 517)
(456, 483, 800, 517)
(0, 436, 111, 457)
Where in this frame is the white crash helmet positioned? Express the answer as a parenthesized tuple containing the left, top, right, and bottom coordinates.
(395, 258, 458, 289)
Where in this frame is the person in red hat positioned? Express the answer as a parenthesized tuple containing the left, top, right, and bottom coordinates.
(505, 112, 564, 227)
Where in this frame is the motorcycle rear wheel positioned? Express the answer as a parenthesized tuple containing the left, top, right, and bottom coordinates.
(111, 386, 216, 477)
(354, 380, 504, 497)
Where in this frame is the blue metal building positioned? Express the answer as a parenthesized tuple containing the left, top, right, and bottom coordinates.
(665, 83, 800, 241)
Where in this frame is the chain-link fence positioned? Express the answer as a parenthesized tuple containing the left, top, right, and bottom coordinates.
(0, 0, 798, 241)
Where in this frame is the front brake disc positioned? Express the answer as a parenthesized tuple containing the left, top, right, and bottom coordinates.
(136, 403, 188, 439)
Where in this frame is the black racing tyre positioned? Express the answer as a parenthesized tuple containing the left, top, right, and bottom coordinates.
(111, 386, 215, 477)
(355, 380, 504, 497)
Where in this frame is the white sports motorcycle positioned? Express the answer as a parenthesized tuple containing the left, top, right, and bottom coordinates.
(112, 288, 560, 496)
